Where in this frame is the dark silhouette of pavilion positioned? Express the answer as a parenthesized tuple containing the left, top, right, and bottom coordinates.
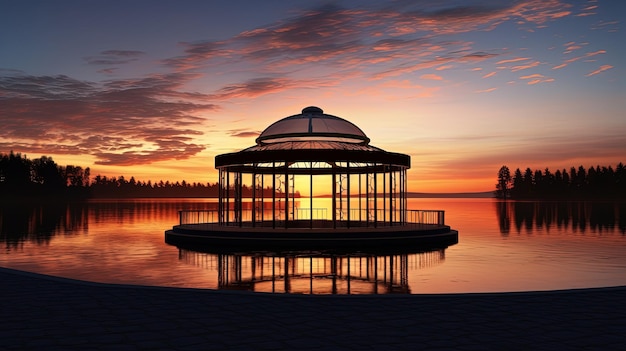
(166, 106, 457, 252)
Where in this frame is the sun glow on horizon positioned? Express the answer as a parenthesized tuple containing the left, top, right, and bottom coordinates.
(1, 1, 623, 193)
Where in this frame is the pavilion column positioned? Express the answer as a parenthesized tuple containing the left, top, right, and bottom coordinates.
(284, 162, 289, 229)
(397, 169, 402, 224)
(235, 171, 242, 227)
(226, 171, 230, 225)
(358, 173, 362, 223)
(402, 168, 407, 223)
(382, 168, 387, 224)
(218, 169, 223, 225)
(332, 171, 336, 229)
(365, 172, 369, 227)
(272, 162, 276, 229)
(347, 163, 351, 229)
(251, 167, 256, 228)
(386, 169, 391, 225)
(255, 172, 265, 225)
(374, 170, 378, 228)
(310, 162, 313, 229)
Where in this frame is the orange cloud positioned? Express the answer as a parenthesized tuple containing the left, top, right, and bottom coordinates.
(576, 4, 597, 17)
(520, 73, 554, 85)
(496, 57, 531, 64)
(0, 1, 603, 174)
(229, 130, 260, 138)
(520, 74, 544, 79)
(208, 77, 299, 100)
(553, 49, 607, 70)
(586, 65, 613, 77)
(511, 60, 541, 72)
(420, 74, 443, 81)
(164, 1, 574, 86)
(363, 80, 439, 99)
(0, 73, 215, 166)
(563, 45, 582, 53)
(372, 51, 497, 80)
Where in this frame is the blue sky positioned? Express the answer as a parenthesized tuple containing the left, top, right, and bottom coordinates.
(1, 0, 624, 192)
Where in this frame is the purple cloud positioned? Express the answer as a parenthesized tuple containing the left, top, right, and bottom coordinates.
(0, 72, 216, 165)
(162, 1, 579, 99)
(85, 50, 146, 65)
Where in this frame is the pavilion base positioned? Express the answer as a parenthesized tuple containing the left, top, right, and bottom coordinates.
(165, 223, 458, 254)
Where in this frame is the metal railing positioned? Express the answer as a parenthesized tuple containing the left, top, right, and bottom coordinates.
(179, 210, 219, 226)
(178, 208, 445, 227)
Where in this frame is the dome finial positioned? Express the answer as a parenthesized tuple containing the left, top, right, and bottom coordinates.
(302, 106, 323, 114)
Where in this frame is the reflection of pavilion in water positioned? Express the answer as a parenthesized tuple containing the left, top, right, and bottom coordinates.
(178, 249, 446, 294)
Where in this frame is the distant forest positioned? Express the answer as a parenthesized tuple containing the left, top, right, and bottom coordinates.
(0, 152, 286, 199)
(496, 163, 626, 199)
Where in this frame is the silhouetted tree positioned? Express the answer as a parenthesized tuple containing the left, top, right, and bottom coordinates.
(575, 166, 587, 195)
(561, 169, 570, 197)
(616, 163, 626, 198)
(504, 162, 624, 200)
(495, 165, 512, 199)
(511, 168, 524, 198)
(1, 152, 293, 199)
(2, 151, 31, 187)
(32, 156, 64, 190)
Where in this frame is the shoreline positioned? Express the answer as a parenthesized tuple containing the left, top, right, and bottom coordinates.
(2, 265, 624, 350)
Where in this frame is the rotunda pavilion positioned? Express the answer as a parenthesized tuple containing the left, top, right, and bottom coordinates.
(166, 106, 457, 251)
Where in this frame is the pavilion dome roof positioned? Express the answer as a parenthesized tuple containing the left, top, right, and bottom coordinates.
(256, 106, 370, 145)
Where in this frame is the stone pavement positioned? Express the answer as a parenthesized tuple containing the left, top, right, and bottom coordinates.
(1, 267, 624, 350)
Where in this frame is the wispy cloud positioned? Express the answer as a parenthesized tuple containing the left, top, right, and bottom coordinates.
(229, 130, 260, 138)
(84, 50, 145, 65)
(164, 1, 575, 93)
(576, 4, 598, 17)
(0, 73, 216, 165)
(420, 74, 443, 81)
(496, 57, 531, 65)
(552, 49, 606, 70)
(520, 73, 554, 85)
(586, 65, 613, 77)
(2, 0, 601, 168)
(208, 77, 311, 100)
(510, 60, 542, 72)
(563, 45, 583, 54)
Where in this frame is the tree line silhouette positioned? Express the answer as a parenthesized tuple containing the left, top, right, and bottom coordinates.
(496, 163, 626, 199)
(0, 152, 286, 199)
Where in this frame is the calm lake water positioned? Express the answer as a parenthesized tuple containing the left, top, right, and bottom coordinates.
(1, 198, 624, 294)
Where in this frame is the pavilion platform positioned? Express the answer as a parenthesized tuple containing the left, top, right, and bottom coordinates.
(165, 220, 458, 253)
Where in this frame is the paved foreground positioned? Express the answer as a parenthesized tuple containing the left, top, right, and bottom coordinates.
(1, 267, 625, 350)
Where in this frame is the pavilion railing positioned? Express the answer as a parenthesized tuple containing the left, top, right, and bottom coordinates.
(179, 210, 220, 226)
(178, 208, 445, 227)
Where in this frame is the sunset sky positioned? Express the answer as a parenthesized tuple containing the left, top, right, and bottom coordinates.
(1, 0, 624, 193)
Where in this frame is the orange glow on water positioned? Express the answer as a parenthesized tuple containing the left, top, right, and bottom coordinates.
(1, 199, 624, 293)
